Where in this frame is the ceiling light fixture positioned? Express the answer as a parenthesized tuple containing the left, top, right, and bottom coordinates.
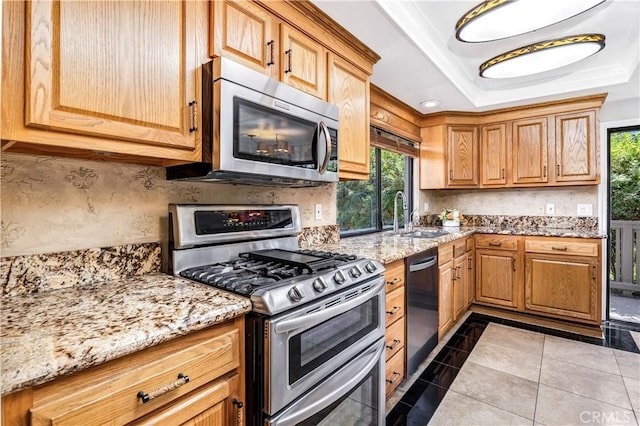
(479, 34, 605, 79)
(420, 100, 441, 108)
(456, 0, 606, 43)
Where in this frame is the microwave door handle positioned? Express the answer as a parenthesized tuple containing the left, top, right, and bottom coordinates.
(317, 121, 332, 174)
(273, 277, 385, 334)
(267, 341, 384, 426)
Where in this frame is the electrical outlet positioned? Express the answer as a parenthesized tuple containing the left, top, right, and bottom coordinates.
(545, 204, 555, 215)
(423, 202, 429, 212)
(315, 203, 322, 220)
(577, 203, 593, 216)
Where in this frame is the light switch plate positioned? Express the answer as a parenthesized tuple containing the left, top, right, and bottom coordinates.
(577, 203, 593, 216)
(315, 204, 322, 220)
(545, 204, 555, 215)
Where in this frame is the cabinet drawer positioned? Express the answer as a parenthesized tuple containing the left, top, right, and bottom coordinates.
(385, 316, 405, 361)
(525, 238, 599, 257)
(438, 243, 453, 265)
(475, 234, 519, 250)
(30, 325, 240, 426)
(466, 237, 474, 252)
(385, 259, 405, 293)
(453, 239, 467, 258)
(385, 286, 405, 327)
(385, 349, 405, 399)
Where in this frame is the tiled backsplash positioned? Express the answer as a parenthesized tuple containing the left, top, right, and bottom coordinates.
(1, 153, 337, 257)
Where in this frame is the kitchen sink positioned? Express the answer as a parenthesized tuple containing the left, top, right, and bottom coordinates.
(402, 230, 448, 239)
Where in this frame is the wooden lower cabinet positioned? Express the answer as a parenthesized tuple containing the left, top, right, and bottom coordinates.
(466, 248, 475, 307)
(3, 318, 245, 426)
(452, 241, 468, 320)
(384, 259, 406, 399)
(475, 249, 519, 308)
(438, 243, 454, 338)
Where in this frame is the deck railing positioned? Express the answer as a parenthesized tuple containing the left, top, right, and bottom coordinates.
(610, 220, 640, 291)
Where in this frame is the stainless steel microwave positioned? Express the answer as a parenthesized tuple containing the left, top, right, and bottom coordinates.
(167, 58, 339, 186)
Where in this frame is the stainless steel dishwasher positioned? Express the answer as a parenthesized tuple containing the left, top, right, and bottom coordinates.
(406, 247, 439, 377)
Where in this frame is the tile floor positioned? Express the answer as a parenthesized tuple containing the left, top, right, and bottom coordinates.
(387, 314, 640, 425)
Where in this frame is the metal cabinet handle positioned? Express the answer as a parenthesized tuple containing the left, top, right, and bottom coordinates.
(267, 40, 275, 66)
(188, 101, 198, 133)
(449, 170, 453, 181)
(501, 168, 505, 179)
(456, 266, 461, 280)
(592, 265, 597, 279)
(552, 246, 568, 251)
(488, 242, 502, 247)
(386, 339, 401, 350)
(386, 277, 402, 287)
(285, 49, 292, 73)
(468, 257, 473, 270)
(233, 399, 244, 425)
(137, 373, 189, 403)
(512, 258, 516, 271)
(557, 164, 560, 176)
(386, 306, 401, 315)
(543, 165, 547, 178)
(386, 371, 401, 384)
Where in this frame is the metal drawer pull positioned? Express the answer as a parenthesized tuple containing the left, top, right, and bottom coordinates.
(188, 101, 198, 133)
(488, 242, 502, 247)
(233, 399, 244, 425)
(512, 258, 516, 271)
(387, 277, 402, 286)
(386, 339, 401, 350)
(267, 40, 275, 66)
(386, 306, 401, 315)
(285, 49, 292, 73)
(137, 373, 189, 403)
(552, 246, 568, 251)
(386, 371, 401, 384)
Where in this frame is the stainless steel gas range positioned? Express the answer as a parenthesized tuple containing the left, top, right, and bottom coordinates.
(168, 204, 386, 425)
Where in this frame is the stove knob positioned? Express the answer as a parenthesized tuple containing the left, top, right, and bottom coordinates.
(364, 261, 377, 273)
(313, 278, 327, 292)
(333, 270, 346, 285)
(349, 266, 362, 278)
(288, 286, 304, 302)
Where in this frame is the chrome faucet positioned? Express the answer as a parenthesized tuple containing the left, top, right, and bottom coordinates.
(393, 191, 408, 234)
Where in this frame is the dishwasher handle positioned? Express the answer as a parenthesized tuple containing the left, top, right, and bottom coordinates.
(409, 255, 438, 272)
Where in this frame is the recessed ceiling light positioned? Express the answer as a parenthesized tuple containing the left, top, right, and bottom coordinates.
(456, 0, 606, 43)
(479, 34, 605, 79)
(420, 100, 441, 108)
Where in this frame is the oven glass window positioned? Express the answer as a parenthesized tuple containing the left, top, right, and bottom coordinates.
(298, 365, 379, 425)
(289, 296, 379, 384)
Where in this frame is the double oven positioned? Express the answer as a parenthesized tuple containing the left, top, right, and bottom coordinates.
(169, 204, 386, 425)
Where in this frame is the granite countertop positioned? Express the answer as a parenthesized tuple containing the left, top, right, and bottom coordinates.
(311, 226, 605, 264)
(0, 273, 251, 396)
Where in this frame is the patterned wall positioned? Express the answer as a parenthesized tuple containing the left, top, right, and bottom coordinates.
(1, 153, 337, 257)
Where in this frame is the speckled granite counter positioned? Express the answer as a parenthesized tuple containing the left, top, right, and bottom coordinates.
(309, 226, 605, 264)
(0, 273, 251, 396)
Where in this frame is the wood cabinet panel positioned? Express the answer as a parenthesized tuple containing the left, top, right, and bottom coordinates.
(481, 123, 509, 187)
(447, 126, 479, 187)
(385, 349, 405, 398)
(476, 249, 518, 308)
(512, 117, 548, 185)
(385, 286, 405, 327)
(385, 316, 405, 361)
(466, 250, 475, 306)
(212, 0, 278, 78)
(328, 53, 371, 179)
(452, 251, 467, 320)
(384, 259, 405, 293)
(280, 25, 326, 99)
(475, 234, 519, 251)
(525, 238, 599, 257)
(554, 110, 598, 183)
(525, 254, 600, 323)
(438, 261, 454, 338)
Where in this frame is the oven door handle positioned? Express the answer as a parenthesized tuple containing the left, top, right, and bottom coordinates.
(266, 340, 384, 426)
(273, 277, 385, 334)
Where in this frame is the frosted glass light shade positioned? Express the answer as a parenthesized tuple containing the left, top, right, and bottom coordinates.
(456, 0, 606, 43)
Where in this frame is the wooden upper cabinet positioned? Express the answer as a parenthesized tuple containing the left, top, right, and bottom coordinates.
(480, 123, 509, 187)
(554, 110, 598, 183)
(211, 0, 279, 78)
(512, 117, 549, 185)
(328, 53, 371, 180)
(20, 0, 201, 155)
(280, 25, 326, 99)
(447, 126, 478, 187)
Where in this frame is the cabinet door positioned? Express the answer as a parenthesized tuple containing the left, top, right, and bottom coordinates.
(512, 117, 548, 185)
(476, 249, 518, 308)
(554, 110, 598, 183)
(25, 0, 200, 151)
(466, 251, 475, 307)
(438, 262, 454, 337)
(328, 53, 371, 180)
(525, 253, 600, 323)
(480, 123, 508, 187)
(212, 0, 278, 78)
(130, 374, 243, 426)
(452, 253, 467, 320)
(280, 24, 326, 99)
(447, 126, 478, 187)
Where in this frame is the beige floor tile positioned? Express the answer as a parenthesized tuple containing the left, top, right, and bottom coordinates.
(449, 361, 538, 420)
(535, 384, 637, 426)
(540, 357, 631, 409)
(478, 323, 544, 356)
(428, 390, 532, 426)
(467, 339, 542, 382)
(615, 349, 640, 381)
(623, 376, 640, 413)
(543, 335, 619, 375)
